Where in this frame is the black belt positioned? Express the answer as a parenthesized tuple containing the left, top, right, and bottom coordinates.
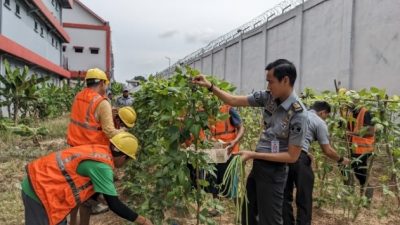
(254, 159, 287, 167)
(301, 150, 309, 155)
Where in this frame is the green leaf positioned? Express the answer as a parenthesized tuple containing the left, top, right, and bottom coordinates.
(190, 124, 201, 140)
(197, 179, 209, 187)
(168, 126, 180, 142)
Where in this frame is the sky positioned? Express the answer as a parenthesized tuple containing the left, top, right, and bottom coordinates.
(79, 0, 283, 83)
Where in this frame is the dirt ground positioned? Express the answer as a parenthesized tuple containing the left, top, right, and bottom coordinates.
(1, 138, 400, 225)
(88, 200, 400, 225)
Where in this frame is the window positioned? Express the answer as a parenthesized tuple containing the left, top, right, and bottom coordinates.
(51, 0, 55, 6)
(55, 42, 59, 49)
(15, 4, 21, 17)
(55, 3, 59, 11)
(34, 21, 38, 32)
(62, 46, 66, 52)
(4, 0, 10, 9)
(90, 48, 100, 54)
(51, 37, 55, 46)
(74, 46, 84, 53)
(40, 27, 44, 37)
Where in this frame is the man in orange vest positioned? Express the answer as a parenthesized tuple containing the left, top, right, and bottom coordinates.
(209, 104, 245, 155)
(67, 68, 121, 147)
(21, 132, 154, 225)
(344, 90, 376, 199)
(183, 105, 244, 207)
(66, 68, 127, 223)
(207, 104, 244, 215)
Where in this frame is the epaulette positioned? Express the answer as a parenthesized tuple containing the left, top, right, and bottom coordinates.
(291, 101, 304, 113)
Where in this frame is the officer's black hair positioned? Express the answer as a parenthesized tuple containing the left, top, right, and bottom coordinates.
(110, 144, 128, 158)
(265, 59, 297, 87)
(111, 149, 129, 159)
(86, 79, 102, 88)
(311, 101, 331, 113)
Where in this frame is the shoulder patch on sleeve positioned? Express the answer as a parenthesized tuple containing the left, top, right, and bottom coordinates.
(290, 122, 303, 134)
(292, 101, 304, 113)
(253, 91, 262, 101)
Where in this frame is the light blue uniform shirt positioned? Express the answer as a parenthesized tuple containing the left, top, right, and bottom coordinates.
(116, 96, 134, 107)
(301, 109, 330, 152)
(247, 91, 308, 153)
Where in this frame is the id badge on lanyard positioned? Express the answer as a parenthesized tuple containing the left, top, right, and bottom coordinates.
(271, 139, 280, 153)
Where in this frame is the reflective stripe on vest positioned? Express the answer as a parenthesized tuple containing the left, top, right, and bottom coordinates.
(70, 95, 102, 131)
(69, 119, 102, 131)
(212, 120, 236, 136)
(56, 152, 81, 204)
(354, 143, 374, 147)
(86, 95, 101, 123)
(55, 150, 113, 205)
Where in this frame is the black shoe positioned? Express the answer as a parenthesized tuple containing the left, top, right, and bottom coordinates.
(208, 209, 220, 217)
(365, 186, 374, 200)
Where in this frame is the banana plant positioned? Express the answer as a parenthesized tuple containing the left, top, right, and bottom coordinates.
(0, 60, 48, 124)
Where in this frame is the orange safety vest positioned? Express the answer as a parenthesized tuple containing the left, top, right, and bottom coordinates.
(184, 129, 206, 147)
(349, 107, 375, 154)
(209, 105, 240, 154)
(26, 145, 114, 225)
(67, 88, 109, 146)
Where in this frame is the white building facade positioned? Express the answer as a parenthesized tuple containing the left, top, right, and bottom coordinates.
(62, 0, 113, 80)
(0, 0, 72, 83)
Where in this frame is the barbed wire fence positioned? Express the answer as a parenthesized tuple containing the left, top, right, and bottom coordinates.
(159, 0, 309, 76)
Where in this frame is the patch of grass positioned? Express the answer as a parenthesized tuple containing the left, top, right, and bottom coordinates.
(0, 115, 69, 149)
(0, 116, 68, 167)
(0, 158, 26, 225)
(0, 189, 24, 225)
(41, 115, 69, 139)
(0, 129, 23, 148)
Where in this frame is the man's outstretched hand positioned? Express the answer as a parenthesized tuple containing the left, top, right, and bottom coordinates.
(192, 75, 212, 89)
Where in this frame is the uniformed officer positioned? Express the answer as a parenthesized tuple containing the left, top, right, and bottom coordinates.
(193, 59, 308, 225)
(116, 87, 134, 107)
(282, 101, 350, 225)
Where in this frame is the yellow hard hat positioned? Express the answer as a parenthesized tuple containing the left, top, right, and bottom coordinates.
(110, 132, 139, 160)
(118, 106, 137, 128)
(85, 68, 109, 85)
(338, 88, 347, 96)
(345, 90, 360, 99)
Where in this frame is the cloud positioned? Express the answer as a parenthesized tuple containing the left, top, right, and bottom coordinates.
(79, 0, 284, 82)
(184, 28, 218, 44)
(158, 30, 179, 38)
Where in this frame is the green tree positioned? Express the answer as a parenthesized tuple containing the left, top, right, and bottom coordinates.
(125, 66, 234, 225)
(134, 75, 147, 82)
(110, 81, 124, 96)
